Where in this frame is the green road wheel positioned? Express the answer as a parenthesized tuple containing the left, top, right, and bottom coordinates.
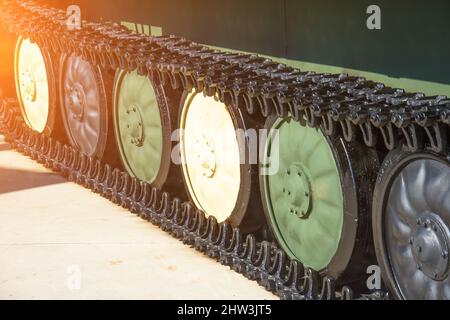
(14, 36, 62, 136)
(113, 70, 180, 190)
(179, 90, 264, 231)
(260, 116, 379, 279)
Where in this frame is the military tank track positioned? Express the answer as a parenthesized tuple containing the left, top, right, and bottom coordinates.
(1, 0, 449, 300)
(0, 97, 375, 301)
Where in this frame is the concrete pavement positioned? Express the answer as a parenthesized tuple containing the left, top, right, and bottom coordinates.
(0, 136, 276, 300)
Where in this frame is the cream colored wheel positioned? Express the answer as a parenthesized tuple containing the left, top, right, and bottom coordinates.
(14, 37, 51, 133)
(180, 91, 242, 223)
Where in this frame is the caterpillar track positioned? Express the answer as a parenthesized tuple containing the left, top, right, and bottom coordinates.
(0, 0, 449, 300)
(0, 98, 371, 301)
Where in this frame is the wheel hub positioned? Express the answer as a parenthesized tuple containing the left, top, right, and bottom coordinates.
(195, 136, 217, 178)
(68, 84, 86, 121)
(20, 68, 37, 103)
(125, 105, 144, 147)
(410, 212, 450, 281)
(282, 163, 312, 219)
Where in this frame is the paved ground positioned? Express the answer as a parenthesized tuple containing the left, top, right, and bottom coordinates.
(0, 135, 276, 300)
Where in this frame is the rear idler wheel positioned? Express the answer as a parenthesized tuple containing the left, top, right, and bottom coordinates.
(179, 90, 264, 233)
(260, 115, 379, 284)
(113, 70, 183, 193)
(14, 36, 64, 138)
(373, 148, 450, 300)
(59, 53, 119, 165)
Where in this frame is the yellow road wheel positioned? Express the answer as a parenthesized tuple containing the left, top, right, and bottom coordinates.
(179, 90, 263, 230)
(14, 37, 60, 136)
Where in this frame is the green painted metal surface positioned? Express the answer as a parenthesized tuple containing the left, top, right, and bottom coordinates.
(262, 118, 344, 271)
(113, 70, 163, 183)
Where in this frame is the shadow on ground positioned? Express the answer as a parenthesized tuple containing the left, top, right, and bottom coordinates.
(0, 141, 66, 194)
(0, 142, 11, 151)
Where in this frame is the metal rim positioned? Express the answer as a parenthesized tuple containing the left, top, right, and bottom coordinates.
(261, 117, 344, 271)
(113, 69, 163, 183)
(14, 37, 50, 133)
(60, 53, 108, 158)
(375, 151, 450, 300)
(180, 90, 242, 223)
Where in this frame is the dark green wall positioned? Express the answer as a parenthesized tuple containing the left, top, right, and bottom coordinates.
(285, 0, 450, 84)
(47, 0, 450, 86)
